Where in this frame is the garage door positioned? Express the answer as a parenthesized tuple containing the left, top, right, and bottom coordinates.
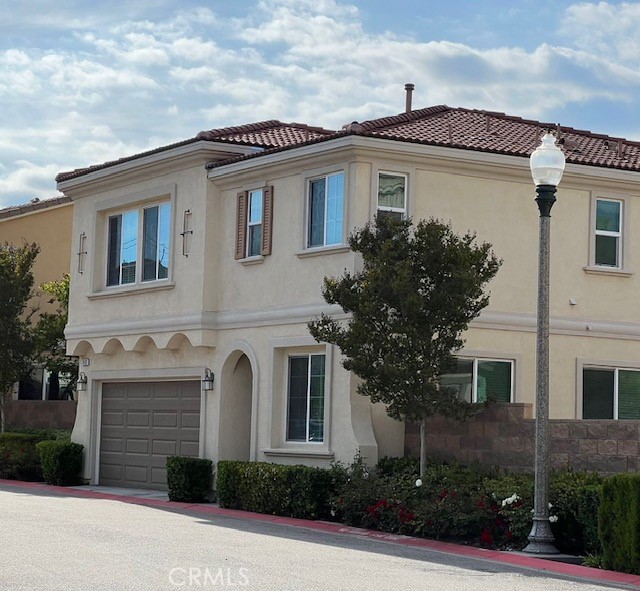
(100, 381, 201, 490)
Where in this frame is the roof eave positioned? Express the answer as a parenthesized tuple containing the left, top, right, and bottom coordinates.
(57, 141, 264, 192)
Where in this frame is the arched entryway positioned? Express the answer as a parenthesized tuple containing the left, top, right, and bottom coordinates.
(218, 350, 255, 461)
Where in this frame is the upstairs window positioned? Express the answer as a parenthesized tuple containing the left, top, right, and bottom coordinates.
(377, 172, 407, 219)
(583, 367, 640, 419)
(107, 202, 171, 286)
(308, 172, 344, 248)
(594, 198, 622, 268)
(286, 354, 325, 443)
(235, 186, 273, 260)
(440, 358, 513, 403)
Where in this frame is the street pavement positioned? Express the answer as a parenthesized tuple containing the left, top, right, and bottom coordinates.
(0, 481, 635, 591)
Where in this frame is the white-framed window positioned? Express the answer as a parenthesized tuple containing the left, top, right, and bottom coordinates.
(440, 357, 513, 403)
(107, 201, 171, 286)
(583, 366, 640, 419)
(286, 353, 326, 442)
(247, 189, 263, 257)
(377, 171, 407, 219)
(307, 171, 344, 248)
(235, 186, 273, 260)
(594, 198, 622, 268)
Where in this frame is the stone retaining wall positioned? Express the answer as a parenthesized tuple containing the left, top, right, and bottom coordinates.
(4, 400, 77, 430)
(405, 403, 639, 475)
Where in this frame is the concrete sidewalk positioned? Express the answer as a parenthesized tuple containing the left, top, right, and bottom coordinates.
(2, 478, 639, 589)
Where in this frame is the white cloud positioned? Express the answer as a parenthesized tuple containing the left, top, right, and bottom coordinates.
(0, 162, 61, 206)
(560, 2, 640, 64)
(2, 0, 640, 206)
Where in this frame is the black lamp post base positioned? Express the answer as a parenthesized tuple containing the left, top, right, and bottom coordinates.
(523, 518, 559, 554)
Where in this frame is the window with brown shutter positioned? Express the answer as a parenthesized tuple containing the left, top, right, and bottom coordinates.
(235, 186, 274, 260)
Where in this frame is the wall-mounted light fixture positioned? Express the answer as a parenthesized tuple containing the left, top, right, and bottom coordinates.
(77, 372, 88, 392)
(202, 368, 214, 391)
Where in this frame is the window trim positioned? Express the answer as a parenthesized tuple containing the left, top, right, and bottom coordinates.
(586, 193, 630, 274)
(105, 201, 172, 288)
(376, 170, 408, 219)
(92, 185, 176, 295)
(443, 356, 514, 403)
(267, 337, 333, 452)
(235, 185, 273, 260)
(304, 169, 346, 250)
(286, 353, 326, 444)
(578, 358, 640, 419)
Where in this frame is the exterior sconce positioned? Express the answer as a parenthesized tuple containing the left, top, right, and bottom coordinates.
(202, 368, 214, 391)
(77, 372, 88, 392)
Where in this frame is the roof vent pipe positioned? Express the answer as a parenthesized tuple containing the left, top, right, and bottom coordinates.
(405, 83, 415, 112)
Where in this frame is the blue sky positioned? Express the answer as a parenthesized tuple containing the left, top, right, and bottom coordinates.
(1, 0, 639, 207)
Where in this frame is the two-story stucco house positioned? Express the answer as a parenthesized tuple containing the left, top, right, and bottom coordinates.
(57, 103, 640, 490)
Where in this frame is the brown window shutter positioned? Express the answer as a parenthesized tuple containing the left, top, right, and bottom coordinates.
(261, 185, 274, 256)
(235, 191, 248, 260)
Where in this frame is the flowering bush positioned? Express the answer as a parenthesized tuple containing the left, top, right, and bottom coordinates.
(218, 454, 602, 556)
(364, 498, 415, 533)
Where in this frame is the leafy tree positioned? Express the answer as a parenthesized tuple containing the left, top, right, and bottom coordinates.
(34, 274, 77, 400)
(0, 242, 40, 432)
(308, 215, 501, 475)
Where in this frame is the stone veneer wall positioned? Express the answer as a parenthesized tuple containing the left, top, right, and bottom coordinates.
(5, 401, 77, 430)
(405, 403, 639, 476)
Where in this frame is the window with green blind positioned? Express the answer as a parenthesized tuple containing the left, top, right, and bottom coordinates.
(377, 172, 407, 219)
(583, 367, 640, 419)
(440, 358, 513, 403)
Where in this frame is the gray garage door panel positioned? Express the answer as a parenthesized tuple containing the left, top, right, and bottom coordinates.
(100, 381, 201, 490)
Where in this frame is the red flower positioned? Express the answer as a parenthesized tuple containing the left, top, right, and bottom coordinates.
(438, 489, 449, 499)
(476, 500, 486, 509)
(480, 528, 493, 546)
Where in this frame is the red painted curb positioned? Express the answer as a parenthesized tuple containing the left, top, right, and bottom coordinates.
(3, 478, 640, 588)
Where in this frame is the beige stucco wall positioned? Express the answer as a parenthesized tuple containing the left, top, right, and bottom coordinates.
(61, 136, 640, 482)
(0, 203, 72, 314)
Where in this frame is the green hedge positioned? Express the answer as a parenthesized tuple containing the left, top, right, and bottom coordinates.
(0, 433, 48, 481)
(600, 474, 640, 573)
(217, 461, 338, 519)
(166, 456, 213, 502)
(215, 456, 605, 557)
(36, 440, 84, 486)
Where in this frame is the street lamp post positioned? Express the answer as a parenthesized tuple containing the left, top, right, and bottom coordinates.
(523, 132, 565, 555)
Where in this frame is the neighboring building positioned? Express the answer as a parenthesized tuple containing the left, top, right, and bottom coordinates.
(57, 102, 640, 490)
(0, 196, 74, 401)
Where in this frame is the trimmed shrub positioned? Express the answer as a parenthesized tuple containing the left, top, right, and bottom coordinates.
(0, 432, 48, 481)
(216, 461, 338, 519)
(166, 456, 213, 503)
(550, 470, 603, 555)
(600, 473, 640, 573)
(36, 440, 84, 486)
(576, 485, 602, 556)
(376, 456, 419, 477)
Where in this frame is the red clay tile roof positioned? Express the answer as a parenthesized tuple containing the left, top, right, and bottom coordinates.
(353, 106, 640, 171)
(195, 120, 334, 146)
(208, 106, 640, 173)
(57, 107, 640, 183)
(0, 195, 71, 220)
(56, 120, 335, 183)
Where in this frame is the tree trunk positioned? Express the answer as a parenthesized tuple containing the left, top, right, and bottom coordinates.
(419, 417, 428, 476)
(0, 396, 5, 434)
